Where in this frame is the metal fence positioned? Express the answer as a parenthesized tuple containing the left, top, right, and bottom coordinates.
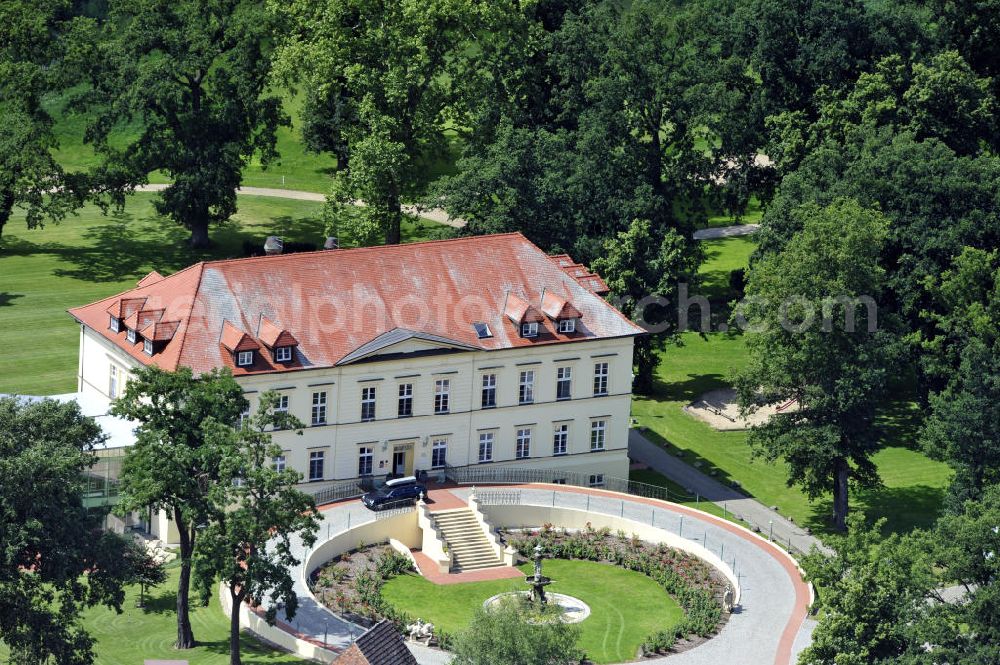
(445, 464, 697, 504)
(304, 475, 383, 506)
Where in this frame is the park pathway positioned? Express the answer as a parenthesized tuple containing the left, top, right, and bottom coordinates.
(629, 429, 830, 556)
(132, 183, 467, 229)
(257, 483, 812, 665)
(692, 223, 760, 240)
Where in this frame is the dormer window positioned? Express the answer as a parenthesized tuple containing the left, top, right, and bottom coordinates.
(109, 316, 120, 333)
(521, 322, 539, 338)
(126, 328, 136, 343)
(143, 339, 154, 356)
(275, 346, 293, 362)
(237, 350, 254, 367)
(558, 318, 577, 334)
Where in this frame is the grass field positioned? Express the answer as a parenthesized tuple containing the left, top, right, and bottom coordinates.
(44, 88, 459, 195)
(46, 88, 337, 192)
(696, 234, 756, 303)
(633, 236, 952, 537)
(0, 565, 303, 665)
(0, 193, 444, 395)
(381, 559, 683, 664)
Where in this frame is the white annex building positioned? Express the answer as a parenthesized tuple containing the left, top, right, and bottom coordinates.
(68, 233, 644, 495)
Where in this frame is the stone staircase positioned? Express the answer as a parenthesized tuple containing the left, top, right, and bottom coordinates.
(432, 508, 504, 572)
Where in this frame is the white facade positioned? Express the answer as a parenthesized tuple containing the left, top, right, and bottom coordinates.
(77, 325, 635, 488)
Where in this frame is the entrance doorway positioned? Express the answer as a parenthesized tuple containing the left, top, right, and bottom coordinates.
(391, 442, 415, 476)
(393, 450, 406, 475)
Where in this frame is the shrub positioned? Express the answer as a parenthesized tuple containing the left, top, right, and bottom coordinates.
(375, 548, 413, 580)
(641, 629, 676, 655)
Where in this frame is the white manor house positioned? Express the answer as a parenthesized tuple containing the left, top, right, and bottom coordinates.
(68, 233, 644, 497)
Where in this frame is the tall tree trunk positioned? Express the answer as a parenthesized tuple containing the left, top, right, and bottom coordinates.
(229, 588, 244, 665)
(188, 217, 211, 249)
(831, 458, 850, 531)
(385, 181, 402, 245)
(0, 188, 15, 241)
(174, 507, 197, 649)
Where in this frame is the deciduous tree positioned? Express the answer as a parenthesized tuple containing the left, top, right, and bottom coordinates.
(194, 392, 320, 665)
(735, 199, 898, 530)
(592, 219, 698, 394)
(0, 0, 85, 240)
(450, 599, 584, 665)
(275, 0, 493, 245)
(111, 365, 247, 649)
(0, 397, 136, 664)
(78, 0, 285, 248)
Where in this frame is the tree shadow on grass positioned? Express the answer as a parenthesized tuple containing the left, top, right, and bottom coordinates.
(0, 292, 24, 307)
(805, 483, 946, 537)
(642, 372, 727, 405)
(51, 210, 202, 283)
(139, 587, 179, 615)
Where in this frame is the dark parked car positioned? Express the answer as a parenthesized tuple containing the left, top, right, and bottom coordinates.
(361, 476, 426, 510)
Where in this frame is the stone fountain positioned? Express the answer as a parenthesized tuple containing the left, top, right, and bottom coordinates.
(483, 542, 589, 623)
(525, 543, 552, 605)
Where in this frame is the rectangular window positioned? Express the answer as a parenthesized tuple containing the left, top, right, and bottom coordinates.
(109, 315, 120, 332)
(237, 405, 250, 429)
(556, 367, 572, 400)
(590, 420, 606, 451)
(276, 346, 292, 362)
(481, 374, 497, 408)
(126, 328, 136, 343)
(558, 318, 576, 333)
(272, 455, 286, 473)
(237, 350, 253, 367)
(588, 473, 605, 488)
(311, 391, 327, 425)
(431, 439, 447, 468)
(593, 362, 609, 396)
(108, 364, 119, 399)
(358, 446, 373, 476)
(434, 379, 450, 414)
(553, 424, 569, 456)
(361, 386, 376, 421)
(516, 428, 531, 459)
(397, 383, 413, 417)
(478, 432, 494, 463)
(473, 322, 492, 339)
(309, 451, 325, 481)
(143, 339, 154, 356)
(521, 321, 539, 338)
(276, 395, 289, 412)
(518, 370, 535, 405)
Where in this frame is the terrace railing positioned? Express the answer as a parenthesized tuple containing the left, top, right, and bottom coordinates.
(443, 463, 697, 504)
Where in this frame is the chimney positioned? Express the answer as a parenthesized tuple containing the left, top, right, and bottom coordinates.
(264, 236, 283, 255)
(323, 236, 339, 250)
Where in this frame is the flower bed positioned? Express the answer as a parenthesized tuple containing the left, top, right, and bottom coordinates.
(503, 523, 726, 655)
(308, 542, 418, 633)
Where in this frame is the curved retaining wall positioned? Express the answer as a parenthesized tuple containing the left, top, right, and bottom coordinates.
(481, 503, 741, 603)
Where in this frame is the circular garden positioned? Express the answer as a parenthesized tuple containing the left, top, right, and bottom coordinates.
(309, 523, 728, 663)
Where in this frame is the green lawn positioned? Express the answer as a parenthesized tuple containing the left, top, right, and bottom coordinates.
(0, 565, 303, 665)
(632, 236, 952, 537)
(46, 88, 338, 193)
(703, 196, 763, 229)
(382, 559, 683, 664)
(697, 235, 756, 303)
(0, 193, 444, 395)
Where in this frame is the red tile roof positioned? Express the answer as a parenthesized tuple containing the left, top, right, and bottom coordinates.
(541, 290, 583, 320)
(257, 316, 299, 348)
(220, 320, 261, 352)
(68, 233, 642, 376)
(503, 292, 545, 324)
(136, 270, 165, 287)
